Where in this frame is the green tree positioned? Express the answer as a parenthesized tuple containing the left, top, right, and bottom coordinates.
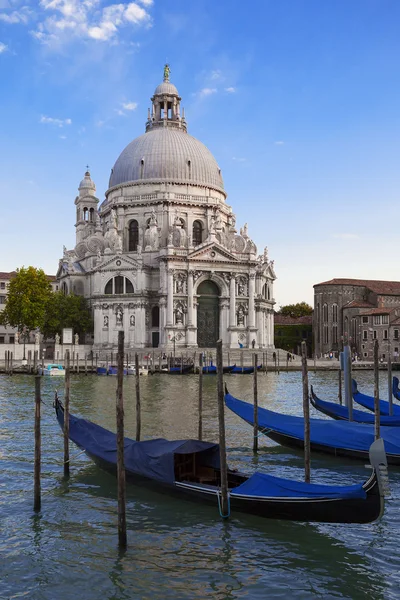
(0, 267, 52, 333)
(42, 292, 93, 340)
(278, 302, 313, 318)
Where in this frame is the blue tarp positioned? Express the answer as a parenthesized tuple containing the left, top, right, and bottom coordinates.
(353, 379, 400, 416)
(393, 377, 400, 401)
(313, 393, 400, 426)
(57, 409, 220, 484)
(232, 471, 366, 500)
(224, 393, 400, 456)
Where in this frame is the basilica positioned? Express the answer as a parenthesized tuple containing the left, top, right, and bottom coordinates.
(57, 66, 276, 350)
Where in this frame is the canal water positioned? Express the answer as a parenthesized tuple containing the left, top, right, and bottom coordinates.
(1, 370, 400, 599)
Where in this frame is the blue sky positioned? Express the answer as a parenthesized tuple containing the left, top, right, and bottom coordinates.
(1, 0, 400, 306)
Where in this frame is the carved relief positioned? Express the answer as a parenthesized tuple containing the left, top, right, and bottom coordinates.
(237, 276, 248, 297)
(174, 300, 187, 325)
(116, 304, 123, 326)
(236, 302, 248, 326)
(174, 271, 187, 294)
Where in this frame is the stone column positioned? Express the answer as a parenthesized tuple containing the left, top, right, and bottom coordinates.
(167, 269, 174, 325)
(229, 275, 236, 328)
(248, 273, 256, 328)
(187, 271, 194, 325)
(159, 297, 166, 345)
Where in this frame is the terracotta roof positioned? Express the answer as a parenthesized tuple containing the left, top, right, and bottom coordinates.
(274, 315, 313, 325)
(0, 271, 17, 280)
(390, 317, 400, 325)
(343, 300, 374, 309)
(359, 308, 394, 316)
(0, 271, 55, 281)
(314, 278, 400, 295)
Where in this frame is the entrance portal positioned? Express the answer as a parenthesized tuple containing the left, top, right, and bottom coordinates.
(197, 280, 220, 347)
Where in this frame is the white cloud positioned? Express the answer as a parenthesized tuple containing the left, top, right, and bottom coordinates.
(40, 115, 72, 127)
(198, 87, 217, 97)
(138, 0, 153, 5)
(122, 101, 137, 110)
(59, 134, 67, 139)
(0, 7, 32, 24)
(0, 42, 8, 53)
(232, 157, 246, 162)
(274, 140, 284, 145)
(31, 0, 152, 46)
(225, 86, 236, 93)
(211, 69, 222, 80)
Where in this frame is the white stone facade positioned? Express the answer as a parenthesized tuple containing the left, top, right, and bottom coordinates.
(57, 68, 276, 351)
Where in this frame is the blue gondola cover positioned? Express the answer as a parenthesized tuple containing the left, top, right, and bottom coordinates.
(58, 410, 220, 484)
(353, 379, 400, 416)
(232, 472, 366, 500)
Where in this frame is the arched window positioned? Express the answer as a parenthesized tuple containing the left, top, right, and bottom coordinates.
(151, 306, 160, 327)
(61, 281, 68, 295)
(192, 220, 203, 246)
(129, 220, 139, 251)
(104, 277, 134, 295)
(83, 207, 88, 222)
(89, 208, 94, 222)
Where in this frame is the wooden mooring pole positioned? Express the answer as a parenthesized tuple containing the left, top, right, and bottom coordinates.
(135, 353, 141, 442)
(34, 374, 41, 511)
(198, 353, 203, 440)
(301, 341, 311, 483)
(116, 331, 127, 548)
(374, 340, 381, 440)
(64, 351, 70, 477)
(216, 339, 229, 518)
(253, 352, 258, 453)
(388, 343, 393, 417)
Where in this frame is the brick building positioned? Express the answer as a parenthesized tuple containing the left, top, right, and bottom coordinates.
(314, 278, 400, 360)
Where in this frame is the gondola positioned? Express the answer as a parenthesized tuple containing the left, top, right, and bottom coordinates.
(225, 387, 400, 465)
(230, 365, 262, 374)
(310, 386, 400, 425)
(164, 364, 194, 374)
(353, 379, 400, 416)
(202, 364, 236, 374)
(54, 397, 387, 523)
(392, 376, 400, 402)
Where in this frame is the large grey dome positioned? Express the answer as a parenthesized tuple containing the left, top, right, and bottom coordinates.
(109, 128, 225, 192)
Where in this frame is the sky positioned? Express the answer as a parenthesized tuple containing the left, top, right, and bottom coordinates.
(1, 0, 400, 307)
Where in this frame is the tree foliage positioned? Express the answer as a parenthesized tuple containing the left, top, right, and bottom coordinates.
(0, 267, 52, 333)
(278, 302, 313, 318)
(42, 292, 93, 340)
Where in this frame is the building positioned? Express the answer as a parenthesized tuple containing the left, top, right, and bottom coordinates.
(274, 314, 313, 356)
(57, 67, 276, 351)
(0, 271, 57, 345)
(314, 278, 400, 360)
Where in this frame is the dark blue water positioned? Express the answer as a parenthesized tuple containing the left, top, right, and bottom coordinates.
(1, 371, 399, 599)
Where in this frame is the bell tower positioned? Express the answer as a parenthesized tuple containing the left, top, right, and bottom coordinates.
(146, 64, 187, 133)
(74, 169, 99, 244)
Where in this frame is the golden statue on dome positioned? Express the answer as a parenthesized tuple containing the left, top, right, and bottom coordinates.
(163, 63, 171, 81)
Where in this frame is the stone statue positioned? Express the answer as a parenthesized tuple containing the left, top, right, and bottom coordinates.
(237, 306, 245, 326)
(74, 333, 79, 345)
(209, 216, 216, 234)
(215, 213, 222, 229)
(14, 331, 19, 343)
(114, 232, 123, 253)
(63, 245, 67, 257)
(176, 306, 183, 324)
(130, 314, 135, 326)
(116, 306, 123, 325)
(238, 281, 245, 296)
(263, 246, 268, 261)
(168, 231, 173, 246)
(55, 333, 60, 344)
(104, 315, 109, 327)
(243, 223, 248, 237)
(35, 332, 40, 344)
(176, 278, 184, 293)
(150, 209, 158, 226)
(164, 63, 171, 81)
(97, 248, 102, 261)
(137, 244, 142, 256)
(111, 209, 118, 229)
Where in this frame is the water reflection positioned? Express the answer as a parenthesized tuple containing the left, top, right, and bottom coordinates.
(0, 371, 399, 599)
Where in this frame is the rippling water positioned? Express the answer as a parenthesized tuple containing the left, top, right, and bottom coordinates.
(1, 370, 400, 599)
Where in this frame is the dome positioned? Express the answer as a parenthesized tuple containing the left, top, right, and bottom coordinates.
(108, 128, 225, 192)
(153, 81, 179, 96)
(78, 171, 96, 195)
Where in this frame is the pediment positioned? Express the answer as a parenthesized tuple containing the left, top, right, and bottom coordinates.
(263, 261, 277, 280)
(188, 243, 239, 263)
(96, 254, 141, 272)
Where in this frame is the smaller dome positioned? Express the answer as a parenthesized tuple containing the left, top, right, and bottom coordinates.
(79, 171, 96, 195)
(153, 81, 179, 96)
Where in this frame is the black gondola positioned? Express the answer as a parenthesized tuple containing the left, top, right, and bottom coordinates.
(54, 397, 387, 523)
